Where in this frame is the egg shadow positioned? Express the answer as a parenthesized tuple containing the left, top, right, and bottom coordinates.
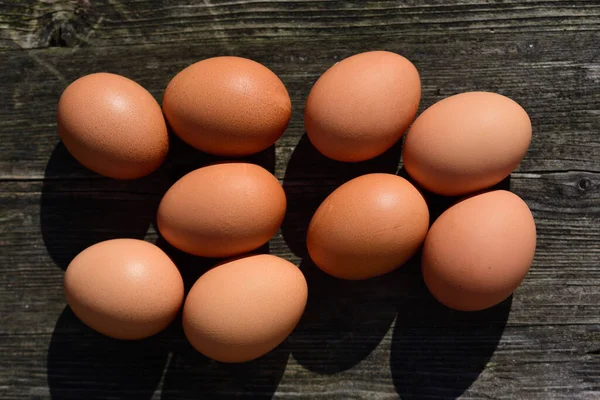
(150, 129, 276, 275)
(288, 258, 407, 374)
(149, 129, 276, 233)
(390, 255, 512, 400)
(155, 234, 283, 399)
(47, 306, 170, 400)
(40, 132, 276, 272)
(158, 129, 218, 184)
(153, 237, 216, 299)
(158, 237, 287, 400)
(397, 167, 512, 226)
(40, 142, 171, 270)
(281, 134, 403, 258)
(160, 320, 290, 400)
(43, 129, 279, 398)
(159, 127, 277, 181)
(153, 235, 272, 295)
(240, 144, 276, 174)
(280, 134, 405, 373)
(390, 170, 512, 398)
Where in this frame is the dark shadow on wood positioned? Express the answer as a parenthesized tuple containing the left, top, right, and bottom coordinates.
(155, 236, 282, 399)
(398, 167, 512, 226)
(280, 133, 405, 373)
(154, 235, 221, 295)
(287, 258, 403, 374)
(47, 307, 169, 400)
(151, 129, 276, 259)
(149, 128, 276, 232)
(154, 234, 270, 296)
(390, 255, 511, 400)
(281, 134, 402, 258)
(240, 144, 276, 174)
(490, 175, 512, 192)
(43, 131, 279, 395)
(160, 307, 289, 400)
(40, 142, 170, 270)
(159, 129, 217, 184)
(160, 126, 277, 183)
(40, 133, 275, 271)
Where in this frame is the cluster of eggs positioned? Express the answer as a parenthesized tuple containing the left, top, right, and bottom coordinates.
(57, 51, 536, 363)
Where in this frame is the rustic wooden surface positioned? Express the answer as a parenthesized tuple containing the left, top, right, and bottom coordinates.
(1, 1, 599, 399)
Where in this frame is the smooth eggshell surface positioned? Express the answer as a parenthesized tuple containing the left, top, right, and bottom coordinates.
(307, 173, 429, 280)
(422, 190, 536, 311)
(183, 254, 308, 362)
(403, 91, 532, 196)
(57, 73, 168, 179)
(163, 56, 291, 156)
(305, 51, 421, 162)
(157, 162, 286, 258)
(64, 239, 184, 339)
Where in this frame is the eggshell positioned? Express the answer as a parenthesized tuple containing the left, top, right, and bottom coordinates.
(306, 173, 429, 280)
(304, 51, 421, 162)
(403, 91, 532, 196)
(157, 162, 286, 258)
(64, 239, 184, 339)
(422, 190, 536, 311)
(57, 73, 168, 179)
(183, 254, 307, 362)
(162, 56, 291, 156)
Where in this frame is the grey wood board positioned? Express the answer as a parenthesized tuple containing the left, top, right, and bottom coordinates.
(0, 1, 599, 399)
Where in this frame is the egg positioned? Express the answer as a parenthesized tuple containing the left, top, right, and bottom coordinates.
(64, 239, 184, 339)
(403, 91, 532, 196)
(183, 254, 307, 362)
(57, 73, 168, 179)
(304, 51, 421, 162)
(422, 190, 536, 311)
(307, 174, 429, 280)
(162, 56, 291, 156)
(157, 162, 286, 258)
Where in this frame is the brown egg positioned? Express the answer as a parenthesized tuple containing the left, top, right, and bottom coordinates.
(162, 56, 291, 156)
(422, 190, 536, 311)
(307, 174, 429, 280)
(157, 162, 286, 258)
(304, 51, 421, 162)
(64, 239, 184, 339)
(183, 254, 307, 362)
(57, 73, 168, 179)
(403, 92, 531, 196)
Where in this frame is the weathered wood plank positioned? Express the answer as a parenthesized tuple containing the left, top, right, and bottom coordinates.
(1, 1, 599, 399)
(1, 31, 600, 179)
(1, 1, 600, 50)
(1, 166, 599, 399)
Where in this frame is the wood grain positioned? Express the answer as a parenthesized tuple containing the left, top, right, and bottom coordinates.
(1, 1, 599, 399)
(1, 1, 600, 50)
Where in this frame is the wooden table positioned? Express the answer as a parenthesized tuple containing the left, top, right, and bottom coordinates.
(1, 1, 599, 399)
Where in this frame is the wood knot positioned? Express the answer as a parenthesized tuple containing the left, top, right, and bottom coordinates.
(578, 177, 592, 191)
(44, 3, 94, 48)
(48, 23, 69, 48)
